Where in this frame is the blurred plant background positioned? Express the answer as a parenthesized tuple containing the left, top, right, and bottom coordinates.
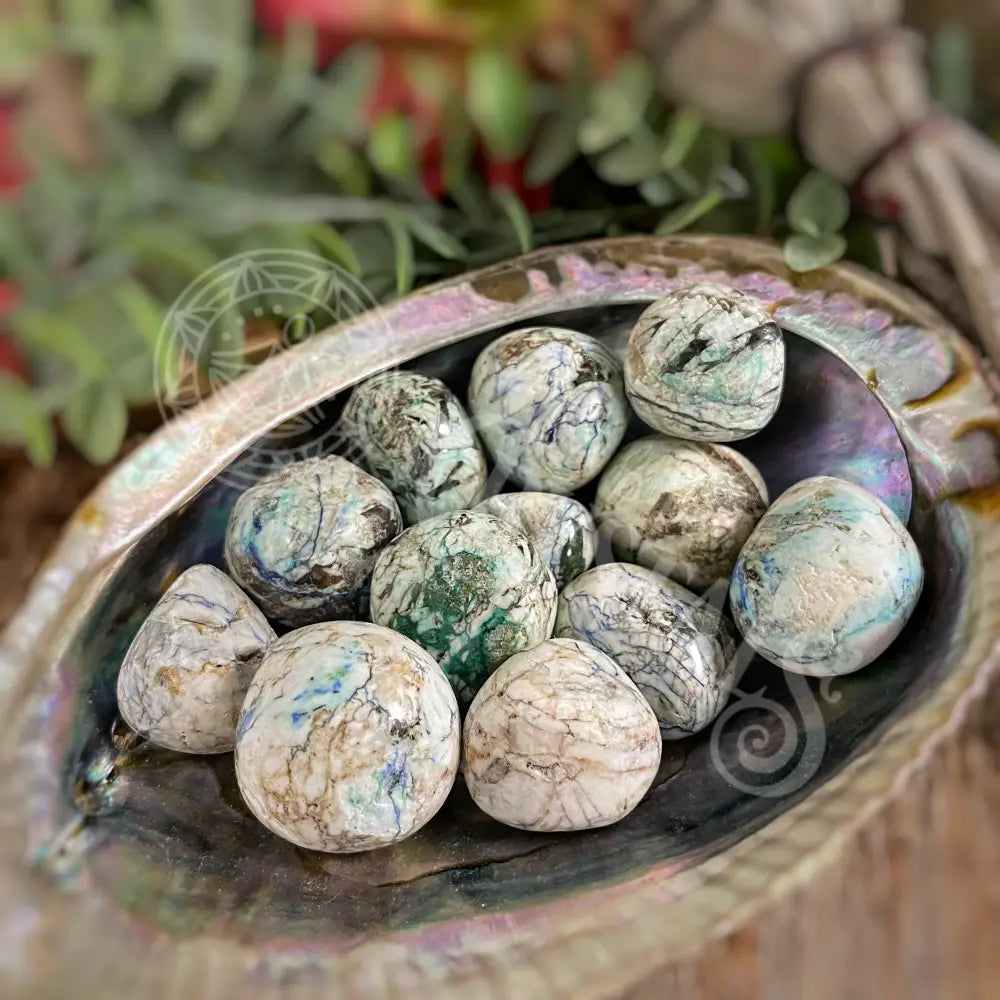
(0, 0, 996, 468)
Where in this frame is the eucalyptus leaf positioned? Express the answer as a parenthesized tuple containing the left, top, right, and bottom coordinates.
(525, 45, 590, 186)
(467, 50, 531, 160)
(308, 223, 362, 276)
(669, 129, 731, 199)
(739, 139, 776, 234)
(527, 105, 585, 186)
(638, 174, 676, 207)
(367, 112, 417, 180)
(491, 188, 533, 253)
(118, 226, 217, 279)
(291, 45, 379, 154)
(787, 171, 850, 237)
(174, 0, 251, 148)
(16, 310, 108, 379)
(384, 211, 415, 296)
(313, 138, 371, 197)
(660, 109, 703, 172)
(655, 188, 724, 235)
(0, 372, 55, 467)
(405, 213, 467, 261)
(61, 383, 128, 465)
(594, 133, 664, 186)
(245, 16, 315, 139)
(783, 233, 848, 272)
(442, 94, 475, 193)
(115, 6, 178, 115)
(113, 351, 157, 406)
(114, 281, 165, 348)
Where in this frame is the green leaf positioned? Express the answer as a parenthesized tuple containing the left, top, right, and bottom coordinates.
(384, 212, 415, 296)
(442, 94, 475, 192)
(578, 54, 652, 154)
(174, 0, 251, 147)
(639, 174, 676, 207)
(16, 310, 109, 379)
(783, 233, 847, 272)
(669, 128, 731, 199)
(405, 213, 467, 261)
(593, 133, 663, 186)
(291, 44, 379, 153)
(526, 105, 583, 186)
(118, 225, 217, 279)
(247, 16, 315, 137)
(367, 112, 417, 180)
(0, 372, 56, 466)
(113, 351, 157, 406)
(115, 5, 180, 115)
(786, 170, 850, 237)
(660, 109, 703, 172)
(308, 223, 362, 276)
(525, 45, 590, 186)
(313, 137, 371, 197)
(931, 23, 974, 117)
(655, 188, 724, 235)
(0, 204, 53, 298)
(61, 383, 128, 465)
(113, 281, 165, 349)
(491, 188, 533, 253)
(740, 138, 776, 234)
(466, 49, 531, 160)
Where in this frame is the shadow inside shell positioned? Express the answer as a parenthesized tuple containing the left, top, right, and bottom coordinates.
(46, 309, 959, 945)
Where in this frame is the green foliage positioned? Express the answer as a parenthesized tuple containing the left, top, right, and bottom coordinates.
(466, 50, 531, 160)
(60, 383, 128, 464)
(2, 6, 943, 467)
(783, 170, 852, 272)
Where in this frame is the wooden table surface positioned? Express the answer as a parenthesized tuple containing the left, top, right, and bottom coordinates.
(3, 447, 999, 999)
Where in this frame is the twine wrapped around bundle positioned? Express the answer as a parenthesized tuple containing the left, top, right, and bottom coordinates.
(637, 0, 1000, 366)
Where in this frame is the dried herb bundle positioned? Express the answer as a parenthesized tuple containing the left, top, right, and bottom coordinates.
(639, 0, 1000, 365)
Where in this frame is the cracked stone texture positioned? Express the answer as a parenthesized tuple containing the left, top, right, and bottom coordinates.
(555, 563, 738, 737)
(468, 326, 629, 492)
(235, 620, 460, 853)
(224, 456, 402, 627)
(116, 564, 276, 753)
(730, 476, 924, 677)
(369, 510, 557, 706)
(594, 435, 768, 592)
(624, 283, 785, 442)
(463, 637, 661, 832)
(475, 492, 597, 590)
(339, 370, 488, 524)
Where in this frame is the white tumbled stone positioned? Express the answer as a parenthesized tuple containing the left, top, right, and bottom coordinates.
(594, 435, 768, 592)
(116, 564, 276, 753)
(235, 620, 460, 853)
(556, 563, 738, 737)
(624, 284, 784, 441)
(463, 637, 661, 832)
(730, 476, 924, 676)
(468, 326, 629, 492)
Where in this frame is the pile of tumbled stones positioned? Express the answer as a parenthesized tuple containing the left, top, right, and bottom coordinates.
(117, 283, 924, 853)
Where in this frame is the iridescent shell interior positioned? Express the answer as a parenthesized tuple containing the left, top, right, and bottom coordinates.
(32, 239, 997, 960)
